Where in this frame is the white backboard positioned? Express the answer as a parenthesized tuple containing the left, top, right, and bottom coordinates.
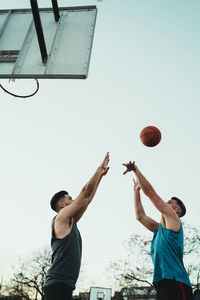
(0, 6, 97, 79)
(89, 287, 112, 300)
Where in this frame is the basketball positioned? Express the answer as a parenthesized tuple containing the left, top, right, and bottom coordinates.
(140, 126, 161, 147)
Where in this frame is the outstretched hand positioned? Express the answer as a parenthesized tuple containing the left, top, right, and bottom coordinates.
(122, 161, 137, 175)
(100, 152, 110, 175)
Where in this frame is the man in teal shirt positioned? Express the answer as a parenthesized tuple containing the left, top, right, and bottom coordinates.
(123, 161, 193, 300)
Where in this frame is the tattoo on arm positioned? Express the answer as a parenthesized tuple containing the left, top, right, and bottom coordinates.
(84, 183, 94, 198)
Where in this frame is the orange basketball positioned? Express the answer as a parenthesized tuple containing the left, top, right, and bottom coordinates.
(140, 126, 161, 147)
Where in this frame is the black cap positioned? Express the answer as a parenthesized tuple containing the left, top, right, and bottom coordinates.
(50, 190, 68, 211)
(171, 197, 186, 217)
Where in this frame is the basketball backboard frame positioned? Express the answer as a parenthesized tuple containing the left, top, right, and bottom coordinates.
(0, 5, 97, 79)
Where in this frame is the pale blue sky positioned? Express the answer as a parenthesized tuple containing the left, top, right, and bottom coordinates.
(0, 0, 200, 292)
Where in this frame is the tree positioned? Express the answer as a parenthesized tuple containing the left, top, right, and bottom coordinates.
(2, 280, 31, 300)
(4, 247, 51, 300)
(183, 224, 200, 290)
(109, 234, 153, 289)
(3, 247, 88, 299)
(109, 223, 200, 291)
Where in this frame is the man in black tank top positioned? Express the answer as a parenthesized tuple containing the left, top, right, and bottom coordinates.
(43, 153, 110, 300)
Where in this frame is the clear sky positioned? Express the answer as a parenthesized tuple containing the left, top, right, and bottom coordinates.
(0, 0, 200, 293)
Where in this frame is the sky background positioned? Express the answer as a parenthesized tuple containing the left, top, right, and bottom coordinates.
(0, 0, 200, 294)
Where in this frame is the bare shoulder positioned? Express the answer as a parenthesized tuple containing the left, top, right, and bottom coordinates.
(162, 211, 181, 232)
(54, 214, 73, 239)
(56, 205, 71, 222)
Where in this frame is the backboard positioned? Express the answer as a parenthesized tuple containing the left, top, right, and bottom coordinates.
(89, 287, 112, 300)
(0, 6, 97, 79)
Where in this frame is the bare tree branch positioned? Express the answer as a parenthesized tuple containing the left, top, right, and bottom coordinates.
(4, 247, 51, 300)
(109, 223, 200, 291)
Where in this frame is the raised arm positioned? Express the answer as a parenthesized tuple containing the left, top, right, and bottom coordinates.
(133, 179, 159, 232)
(58, 152, 110, 223)
(123, 161, 180, 231)
(73, 152, 110, 221)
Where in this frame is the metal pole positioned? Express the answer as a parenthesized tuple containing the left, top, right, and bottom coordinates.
(30, 0, 48, 64)
(51, 0, 60, 22)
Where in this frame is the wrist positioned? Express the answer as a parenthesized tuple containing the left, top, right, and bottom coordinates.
(98, 166, 105, 173)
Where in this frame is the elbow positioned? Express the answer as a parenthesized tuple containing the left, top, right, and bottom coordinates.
(136, 215, 141, 221)
(136, 213, 144, 221)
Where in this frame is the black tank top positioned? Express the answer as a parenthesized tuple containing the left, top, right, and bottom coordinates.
(44, 217, 82, 290)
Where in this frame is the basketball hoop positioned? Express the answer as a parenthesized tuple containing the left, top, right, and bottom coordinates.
(0, 79, 39, 98)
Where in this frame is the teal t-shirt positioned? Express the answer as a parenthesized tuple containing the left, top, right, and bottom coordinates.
(151, 223, 191, 287)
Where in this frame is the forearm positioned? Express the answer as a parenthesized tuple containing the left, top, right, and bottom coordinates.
(134, 167, 155, 196)
(134, 167, 167, 213)
(134, 191, 145, 220)
(81, 167, 104, 203)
